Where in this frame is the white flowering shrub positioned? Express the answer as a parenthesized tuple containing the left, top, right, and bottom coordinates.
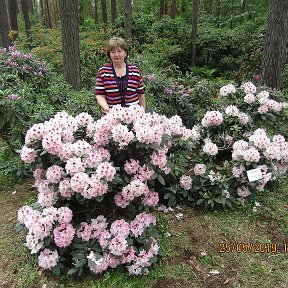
(175, 82, 288, 209)
(17, 105, 198, 275)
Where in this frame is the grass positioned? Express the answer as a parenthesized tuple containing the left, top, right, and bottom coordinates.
(0, 179, 287, 288)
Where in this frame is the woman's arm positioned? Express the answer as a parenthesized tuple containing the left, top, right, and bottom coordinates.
(96, 95, 110, 113)
(138, 94, 146, 111)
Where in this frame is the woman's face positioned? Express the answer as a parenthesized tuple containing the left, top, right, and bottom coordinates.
(109, 46, 127, 65)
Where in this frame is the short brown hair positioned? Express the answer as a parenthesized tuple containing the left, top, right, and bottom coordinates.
(106, 37, 129, 61)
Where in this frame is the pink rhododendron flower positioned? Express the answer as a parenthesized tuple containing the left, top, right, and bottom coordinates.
(179, 175, 192, 190)
(194, 164, 206, 175)
(57, 207, 73, 223)
(124, 159, 140, 175)
(75, 112, 93, 126)
(110, 219, 130, 238)
(258, 105, 269, 114)
(108, 235, 128, 256)
(219, 84, 236, 96)
(232, 165, 245, 178)
(96, 162, 116, 182)
(249, 133, 270, 150)
(46, 165, 64, 184)
(112, 124, 134, 147)
(242, 147, 261, 162)
(257, 90, 269, 100)
(70, 172, 90, 193)
(244, 93, 256, 104)
(241, 82, 256, 94)
(237, 186, 251, 197)
(53, 222, 75, 247)
(238, 113, 249, 125)
(225, 105, 239, 117)
(142, 191, 159, 206)
(232, 140, 249, 151)
(203, 139, 218, 156)
(73, 140, 92, 157)
(20, 146, 37, 163)
(38, 249, 59, 270)
(59, 178, 74, 198)
(65, 157, 86, 176)
(76, 222, 92, 241)
(201, 111, 223, 127)
(25, 123, 46, 144)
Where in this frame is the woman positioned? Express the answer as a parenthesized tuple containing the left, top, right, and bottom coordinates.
(95, 37, 146, 115)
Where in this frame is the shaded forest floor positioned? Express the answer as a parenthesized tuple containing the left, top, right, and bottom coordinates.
(0, 180, 287, 288)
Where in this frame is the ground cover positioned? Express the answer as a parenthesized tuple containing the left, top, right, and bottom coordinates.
(0, 179, 287, 288)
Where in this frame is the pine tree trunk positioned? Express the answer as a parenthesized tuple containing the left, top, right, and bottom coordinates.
(191, 0, 200, 66)
(111, 0, 117, 23)
(29, 0, 34, 14)
(21, 0, 32, 39)
(216, 0, 221, 27)
(59, 0, 81, 90)
(160, 0, 164, 19)
(94, 0, 99, 24)
(170, 0, 176, 19)
(261, 0, 288, 90)
(54, 0, 60, 28)
(0, 0, 12, 48)
(124, 0, 132, 40)
(8, 0, 19, 31)
(101, 0, 108, 25)
(45, 0, 52, 28)
(40, 0, 45, 25)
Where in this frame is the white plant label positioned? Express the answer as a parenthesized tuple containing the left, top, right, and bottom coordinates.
(246, 168, 263, 182)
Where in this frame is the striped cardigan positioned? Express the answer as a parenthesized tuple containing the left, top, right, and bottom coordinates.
(95, 63, 145, 107)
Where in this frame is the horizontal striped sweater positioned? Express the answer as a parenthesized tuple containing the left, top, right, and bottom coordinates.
(95, 63, 145, 107)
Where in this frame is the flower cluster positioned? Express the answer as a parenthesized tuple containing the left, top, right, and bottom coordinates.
(1, 46, 49, 81)
(18, 106, 198, 276)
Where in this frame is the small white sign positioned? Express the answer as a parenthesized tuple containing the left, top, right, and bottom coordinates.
(246, 168, 263, 182)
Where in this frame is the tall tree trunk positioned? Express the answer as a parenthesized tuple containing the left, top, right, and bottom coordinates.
(40, 0, 45, 25)
(206, 0, 213, 14)
(101, 0, 108, 26)
(240, 0, 247, 23)
(53, 0, 60, 28)
(170, 0, 176, 19)
(191, 0, 200, 66)
(94, 0, 99, 24)
(45, 0, 52, 28)
(59, 0, 81, 90)
(261, 0, 288, 90)
(160, 0, 164, 19)
(29, 0, 34, 14)
(124, 0, 132, 40)
(21, 0, 32, 39)
(8, 0, 19, 31)
(216, 0, 221, 27)
(111, 0, 117, 23)
(0, 0, 12, 48)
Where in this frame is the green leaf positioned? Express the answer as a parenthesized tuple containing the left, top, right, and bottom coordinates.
(158, 249, 166, 257)
(15, 223, 25, 233)
(196, 199, 204, 205)
(168, 195, 176, 206)
(67, 268, 78, 275)
(75, 259, 87, 269)
(52, 265, 61, 276)
(157, 174, 165, 185)
(164, 193, 171, 199)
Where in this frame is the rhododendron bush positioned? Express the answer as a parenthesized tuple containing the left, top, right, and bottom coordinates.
(175, 82, 288, 209)
(17, 105, 198, 275)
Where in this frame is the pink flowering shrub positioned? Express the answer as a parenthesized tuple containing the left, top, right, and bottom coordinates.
(17, 105, 197, 275)
(174, 82, 288, 209)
